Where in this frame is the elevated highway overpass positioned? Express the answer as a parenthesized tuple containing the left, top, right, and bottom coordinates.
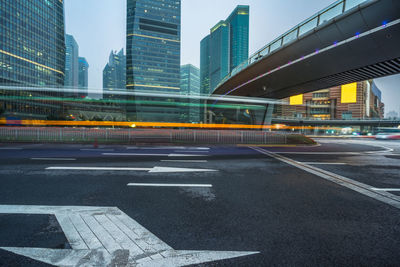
(213, 0, 400, 99)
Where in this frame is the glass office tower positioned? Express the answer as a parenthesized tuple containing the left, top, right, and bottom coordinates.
(65, 34, 79, 88)
(200, 5, 249, 94)
(0, 0, 65, 86)
(126, 0, 181, 122)
(78, 57, 89, 97)
(181, 64, 200, 122)
(103, 49, 126, 100)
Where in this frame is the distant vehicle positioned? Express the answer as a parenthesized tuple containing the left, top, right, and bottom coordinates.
(375, 132, 400, 140)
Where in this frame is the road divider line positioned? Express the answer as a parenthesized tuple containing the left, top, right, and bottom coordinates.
(102, 153, 208, 157)
(80, 149, 115, 151)
(31, 158, 76, 161)
(161, 160, 208, 163)
(128, 183, 212, 188)
(46, 166, 217, 173)
(174, 151, 209, 153)
(250, 146, 400, 210)
(302, 162, 347, 165)
(372, 188, 400, 192)
(0, 147, 23, 150)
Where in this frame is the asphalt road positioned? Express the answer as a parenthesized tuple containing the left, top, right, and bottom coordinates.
(0, 139, 399, 266)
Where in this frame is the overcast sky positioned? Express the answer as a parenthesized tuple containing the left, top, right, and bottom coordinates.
(65, 0, 400, 115)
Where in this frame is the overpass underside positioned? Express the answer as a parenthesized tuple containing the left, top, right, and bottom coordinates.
(213, 0, 400, 99)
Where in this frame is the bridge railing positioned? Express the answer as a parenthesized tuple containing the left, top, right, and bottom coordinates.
(216, 0, 369, 89)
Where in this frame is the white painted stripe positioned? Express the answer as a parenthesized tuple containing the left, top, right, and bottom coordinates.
(175, 150, 209, 153)
(128, 183, 212, 188)
(103, 153, 208, 157)
(31, 158, 76, 161)
(0, 147, 22, 150)
(46, 166, 217, 173)
(161, 160, 208, 163)
(94, 215, 141, 252)
(55, 214, 88, 250)
(80, 149, 115, 151)
(47, 167, 150, 171)
(81, 214, 122, 253)
(68, 214, 103, 250)
(251, 147, 400, 210)
(302, 162, 347, 165)
(372, 188, 400, 192)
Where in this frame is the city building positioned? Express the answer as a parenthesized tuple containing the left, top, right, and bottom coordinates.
(281, 81, 385, 119)
(78, 57, 89, 97)
(64, 34, 79, 89)
(126, 0, 182, 122)
(181, 64, 200, 122)
(103, 49, 126, 99)
(0, 0, 65, 119)
(200, 5, 249, 94)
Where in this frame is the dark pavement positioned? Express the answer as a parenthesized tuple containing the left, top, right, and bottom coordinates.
(0, 139, 399, 266)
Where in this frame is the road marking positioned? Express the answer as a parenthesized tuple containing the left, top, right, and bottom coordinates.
(161, 160, 208, 163)
(274, 150, 392, 155)
(302, 162, 347, 165)
(372, 188, 400, 192)
(128, 183, 213, 188)
(175, 150, 209, 153)
(80, 149, 115, 151)
(31, 158, 76, 161)
(127, 146, 210, 150)
(0, 147, 23, 150)
(250, 146, 400, 210)
(46, 166, 218, 173)
(103, 153, 208, 157)
(0, 205, 257, 266)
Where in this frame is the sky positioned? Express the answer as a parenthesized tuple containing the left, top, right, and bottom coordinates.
(65, 0, 400, 115)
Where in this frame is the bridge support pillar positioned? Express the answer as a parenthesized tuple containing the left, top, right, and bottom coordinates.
(262, 104, 274, 131)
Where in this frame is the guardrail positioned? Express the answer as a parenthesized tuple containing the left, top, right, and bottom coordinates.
(0, 127, 289, 145)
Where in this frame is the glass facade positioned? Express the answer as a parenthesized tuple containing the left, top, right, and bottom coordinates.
(200, 5, 249, 93)
(0, 0, 65, 87)
(126, 0, 181, 92)
(103, 49, 126, 99)
(78, 57, 89, 96)
(65, 34, 79, 88)
(181, 64, 200, 122)
(200, 35, 210, 95)
(126, 0, 181, 122)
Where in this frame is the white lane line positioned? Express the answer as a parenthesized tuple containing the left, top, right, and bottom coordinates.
(302, 162, 347, 165)
(126, 146, 210, 150)
(0, 147, 23, 150)
(175, 150, 209, 153)
(250, 146, 400, 210)
(80, 149, 115, 151)
(31, 158, 76, 161)
(372, 188, 400, 192)
(102, 153, 208, 157)
(128, 183, 212, 188)
(46, 166, 218, 173)
(161, 160, 208, 163)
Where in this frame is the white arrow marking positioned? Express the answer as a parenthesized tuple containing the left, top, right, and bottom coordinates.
(0, 205, 258, 266)
(103, 153, 208, 157)
(46, 166, 218, 173)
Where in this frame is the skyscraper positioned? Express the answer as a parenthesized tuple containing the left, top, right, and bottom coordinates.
(0, 0, 65, 87)
(0, 0, 65, 119)
(200, 5, 249, 94)
(78, 57, 89, 96)
(103, 49, 126, 99)
(64, 34, 79, 88)
(126, 0, 182, 122)
(181, 64, 201, 122)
